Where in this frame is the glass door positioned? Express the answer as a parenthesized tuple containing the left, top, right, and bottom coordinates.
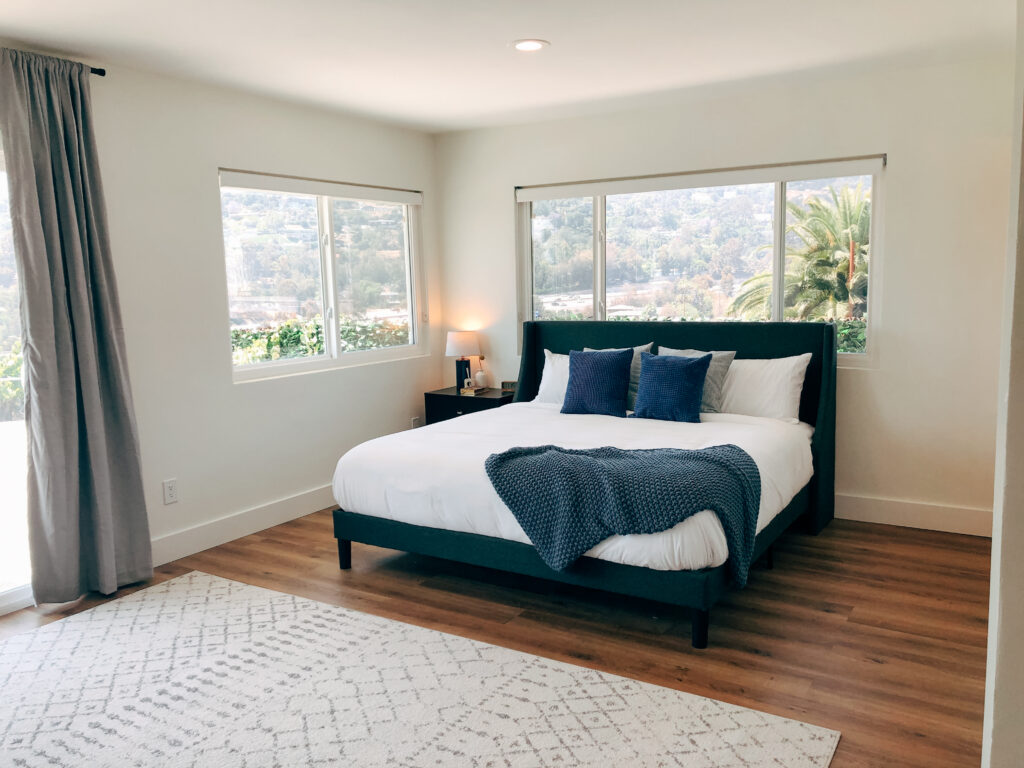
(0, 145, 30, 611)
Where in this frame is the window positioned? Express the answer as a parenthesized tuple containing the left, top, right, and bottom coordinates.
(516, 158, 882, 358)
(0, 150, 20, 421)
(0, 144, 31, 597)
(219, 171, 424, 378)
(531, 197, 594, 319)
(331, 198, 414, 350)
(607, 185, 774, 321)
(783, 175, 871, 354)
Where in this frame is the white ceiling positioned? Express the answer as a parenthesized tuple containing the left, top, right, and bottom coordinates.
(0, 0, 1014, 131)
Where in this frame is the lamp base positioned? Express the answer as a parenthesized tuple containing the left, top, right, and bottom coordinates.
(455, 358, 472, 392)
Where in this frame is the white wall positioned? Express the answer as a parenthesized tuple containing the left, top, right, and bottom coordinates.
(86, 67, 444, 562)
(22, 47, 1012, 564)
(983, 2, 1024, 764)
(436, 52, 1014, 535)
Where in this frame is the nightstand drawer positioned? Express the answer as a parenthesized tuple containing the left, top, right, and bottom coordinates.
(424, 396, 486, 424)
(424, 387, 514, 425)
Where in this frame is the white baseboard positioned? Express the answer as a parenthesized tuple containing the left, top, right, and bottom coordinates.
(151, 484, 335, 566)
(0, 584, 35, 615)
(835, 493, 992, 537)
(147, 485, 990, 567)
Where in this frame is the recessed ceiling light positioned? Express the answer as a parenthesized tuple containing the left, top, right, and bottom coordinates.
(513, 39, 550, 52)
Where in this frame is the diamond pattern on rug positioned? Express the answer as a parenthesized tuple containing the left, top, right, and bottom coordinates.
(0, 572, 839, 767)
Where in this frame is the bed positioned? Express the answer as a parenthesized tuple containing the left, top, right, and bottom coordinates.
(332, 320, 837, 648)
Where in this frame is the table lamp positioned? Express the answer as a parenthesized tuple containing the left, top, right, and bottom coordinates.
(446, 331, 480, 393)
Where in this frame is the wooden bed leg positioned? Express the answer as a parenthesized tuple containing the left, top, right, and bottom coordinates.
(765, 545, 775, 570)
(337, 538, 352, 570)
(691, 609, 709, 649)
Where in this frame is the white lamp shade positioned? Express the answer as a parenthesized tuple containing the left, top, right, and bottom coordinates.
(445, 330, 480, 357)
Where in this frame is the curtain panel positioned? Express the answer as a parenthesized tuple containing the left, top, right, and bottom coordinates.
(0, 49, 151, 603)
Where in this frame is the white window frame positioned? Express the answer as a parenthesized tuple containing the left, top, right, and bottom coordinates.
(516, 156, 884, 368)
(219, 170, 428, 382)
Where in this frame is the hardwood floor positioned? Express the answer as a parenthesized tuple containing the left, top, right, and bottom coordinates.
(1, 512, 990, 767)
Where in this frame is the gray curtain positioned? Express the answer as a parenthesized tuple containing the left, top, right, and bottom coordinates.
(0, 49, 151, 603)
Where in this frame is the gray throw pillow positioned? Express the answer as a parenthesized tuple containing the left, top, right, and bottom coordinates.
(584, 342, 653, 411)
(657, 347, 737, 413)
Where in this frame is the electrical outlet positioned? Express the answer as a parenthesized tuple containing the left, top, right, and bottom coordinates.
(162, 478, 179, 505)
(410, 416, 421, 429)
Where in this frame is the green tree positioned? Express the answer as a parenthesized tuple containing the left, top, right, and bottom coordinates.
(730, 183, 870, 335)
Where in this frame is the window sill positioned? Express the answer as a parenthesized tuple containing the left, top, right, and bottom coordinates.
(838, 349, 878, 370)
(232, 345, 430, 384)
(0, 583, 34, 616)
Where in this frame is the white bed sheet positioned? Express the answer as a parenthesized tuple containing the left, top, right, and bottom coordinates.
(332, 402, 814, 572)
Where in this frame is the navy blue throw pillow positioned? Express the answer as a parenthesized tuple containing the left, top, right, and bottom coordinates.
(632, 352, 712, 423)
(560, 348, 634, 417)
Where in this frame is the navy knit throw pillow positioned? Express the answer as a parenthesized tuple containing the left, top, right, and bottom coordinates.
(632, 352, 712, 423)
(560, 348, 634, 417)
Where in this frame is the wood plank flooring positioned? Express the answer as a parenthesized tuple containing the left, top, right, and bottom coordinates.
(0, 512, 990, 767)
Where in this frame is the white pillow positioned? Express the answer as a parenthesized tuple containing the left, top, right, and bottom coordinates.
(533, 349, 571, 404)
(720, 353, 812, 422)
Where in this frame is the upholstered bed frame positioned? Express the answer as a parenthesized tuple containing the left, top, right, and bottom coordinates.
(333, 320, 837, 648)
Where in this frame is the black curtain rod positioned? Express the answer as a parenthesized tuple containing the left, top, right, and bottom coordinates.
(89, 67, 105, 77)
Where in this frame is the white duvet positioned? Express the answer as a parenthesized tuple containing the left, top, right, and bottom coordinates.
(332, 402, 814, 572)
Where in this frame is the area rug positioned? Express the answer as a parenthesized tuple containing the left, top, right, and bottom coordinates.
(0, 572, 839, 767)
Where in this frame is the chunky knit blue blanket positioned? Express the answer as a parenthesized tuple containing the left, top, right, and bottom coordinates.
(485, 444, 762, 587)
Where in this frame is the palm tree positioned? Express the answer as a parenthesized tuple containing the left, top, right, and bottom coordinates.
(730, 183, 870, 322)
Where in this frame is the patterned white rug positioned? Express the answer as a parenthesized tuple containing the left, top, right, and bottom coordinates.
(0, 572, 839, 767)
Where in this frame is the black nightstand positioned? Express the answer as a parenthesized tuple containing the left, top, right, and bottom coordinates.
(424, 387, 513, 425)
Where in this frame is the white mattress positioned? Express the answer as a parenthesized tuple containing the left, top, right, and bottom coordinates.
(332, 402, 814, 572)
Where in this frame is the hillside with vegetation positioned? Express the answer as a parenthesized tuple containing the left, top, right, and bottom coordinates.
(221, 189, 412, 365)
(531, 177, 870, 352)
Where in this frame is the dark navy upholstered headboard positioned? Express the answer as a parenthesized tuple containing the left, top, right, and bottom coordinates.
(513, 320, 837, 532)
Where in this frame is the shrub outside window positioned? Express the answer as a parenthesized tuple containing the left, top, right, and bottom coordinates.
(0, 149, 22, 422)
